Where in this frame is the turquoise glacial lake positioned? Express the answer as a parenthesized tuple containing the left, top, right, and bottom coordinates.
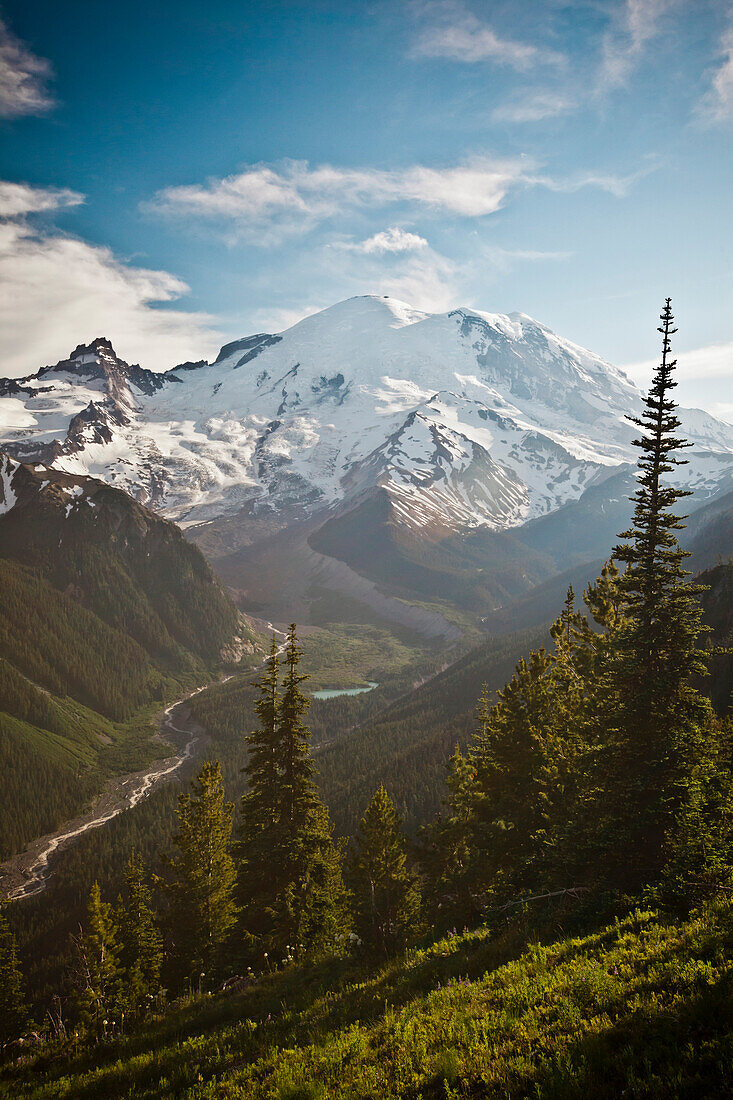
(312, 682, 379, 700)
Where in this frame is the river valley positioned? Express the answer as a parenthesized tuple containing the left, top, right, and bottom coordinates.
(0, 691, 207, 901)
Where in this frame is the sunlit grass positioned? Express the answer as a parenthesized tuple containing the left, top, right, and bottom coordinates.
(5, 899, 733, 1098)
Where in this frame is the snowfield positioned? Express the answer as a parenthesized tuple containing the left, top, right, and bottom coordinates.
(1, 295, 732, 533)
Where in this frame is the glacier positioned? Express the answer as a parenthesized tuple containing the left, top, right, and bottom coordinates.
(1, 295, 732, 536)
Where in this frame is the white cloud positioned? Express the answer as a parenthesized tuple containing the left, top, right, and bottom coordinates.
(146, 157, 531, 242)
(247, 303, 324, 334)
(623, 340, 733, 423)
(483, 245, 574, 268)
(374, 250, 459, 313)
(0, 181, 84, 218)
(410, 1, 562, 69)
(536, 163, 657, 198)
(699, 18, 733, 123)
(339, 227, 429, 254)
(623, 341, 733, 387)
(0, 187, 221, 376)
(0, 18, 55, 118)
(599, 0, 678, 91)
(492, 91, 576, 123)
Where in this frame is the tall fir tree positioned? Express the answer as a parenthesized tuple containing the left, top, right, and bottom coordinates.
(0, 907, 27, 1044)
(470, 646, 561, 902)
(242, 635, 281, 835)
(276, 798, 352, 962)
(606, 299, 716, 887)
(73, 883, 123, 1039)
(163, 760, 238, 985)
(117, 851, 163, 1023)
(350, 784, 421, 955)
(613, 299, 709, 710)
(276, 624, 318, 837)
(238, 625, 350, 960)
(237, 636, 281, 941)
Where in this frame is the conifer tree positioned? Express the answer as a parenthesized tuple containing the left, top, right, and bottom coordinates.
(613, 299, 710, 714)
(470, 647, 557, 898)
(0, 907, 27, 1044)
(350, 784, 420, 955)
(606, 299, 716, 885)
(470, 682, 493, 767)
(276, 624, 318, 837)
(424, 693, 485, 927)
(164, 761, 238, 985)
(117, 851, 163, 1022)
(661, 724, 733, 905)
(238, 626, 350, 960)
(237, 637, 281, 938)
(439, 592, 597, 915)
(584, 559, 626, 635)
(242, 635, 281, 835)
(73, 883, 123, 1039)
(276, 799, 352, 961)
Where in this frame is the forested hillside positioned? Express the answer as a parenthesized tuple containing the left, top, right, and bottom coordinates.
(0, 454, 255, 859)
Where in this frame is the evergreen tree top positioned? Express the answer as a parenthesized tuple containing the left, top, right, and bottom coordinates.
(612, 298, 710, 699)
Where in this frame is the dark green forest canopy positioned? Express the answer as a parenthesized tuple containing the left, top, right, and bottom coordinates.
(0, 459, 251, 859)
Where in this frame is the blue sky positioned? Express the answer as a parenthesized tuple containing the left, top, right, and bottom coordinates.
(0, 0, 731, 415)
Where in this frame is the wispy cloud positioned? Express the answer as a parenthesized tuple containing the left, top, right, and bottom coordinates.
(483, 245, 574, 268)
(372, 249, 459, 312)
(341, 240, 570, 314)
(536, 162, 658, 198)
(599, 0, 678, 91)
(248, 304, 322, 333)
(0, 181, 83, 218)
(623, 340, 733, 387)
(0, 18, 55, 118)
(409, 1, 563, 69)
(492, 91, 576, 124)
(146, 150, 654, 249)
(146, 157, 533, 242)
(338, 227, 429, 254)
(0, 182, 220, 376)
(698, 16, 733, 123)
(491, 1, 683, 124)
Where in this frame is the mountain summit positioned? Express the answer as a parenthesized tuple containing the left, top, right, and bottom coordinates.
(1, 296, 732, 535)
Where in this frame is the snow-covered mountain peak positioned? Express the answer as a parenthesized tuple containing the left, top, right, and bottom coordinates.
(287, 295, 428, 334)
(1, 296, 733, 534)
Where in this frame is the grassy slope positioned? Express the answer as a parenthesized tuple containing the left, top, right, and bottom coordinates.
(5, 900, 733, 1098)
